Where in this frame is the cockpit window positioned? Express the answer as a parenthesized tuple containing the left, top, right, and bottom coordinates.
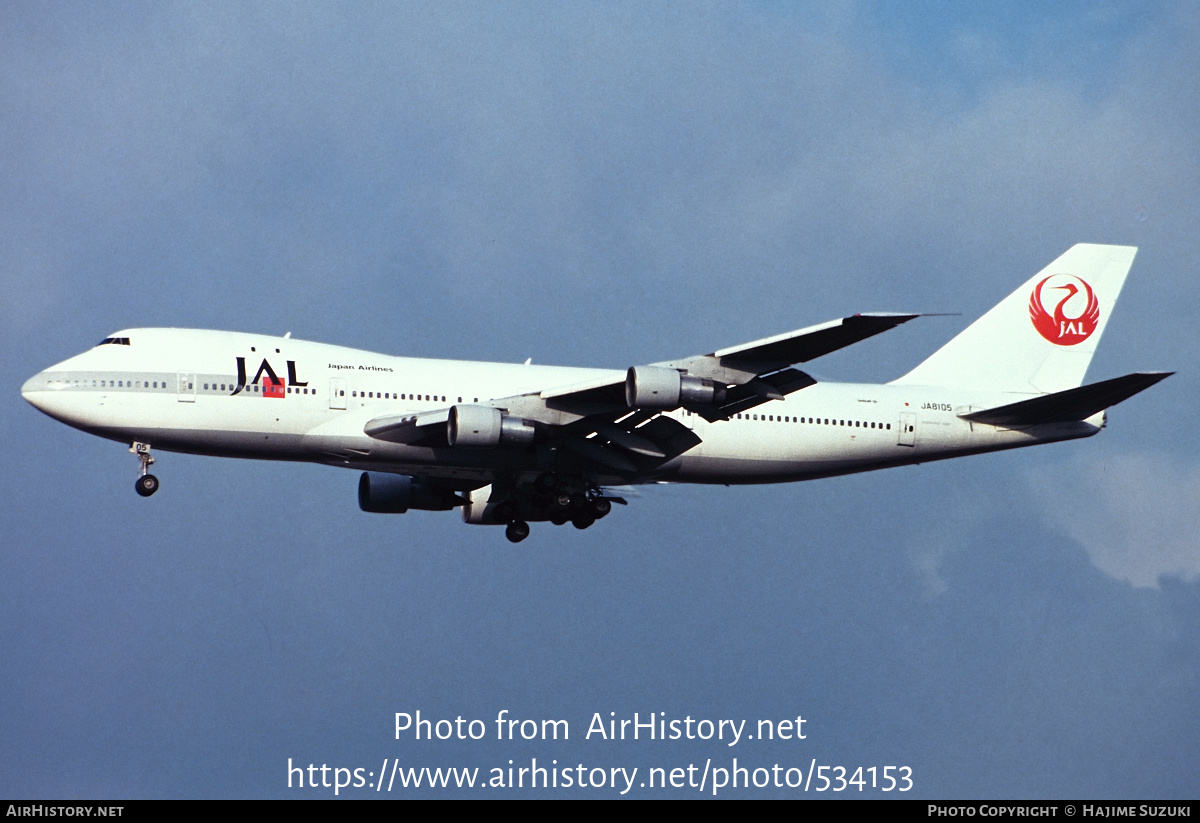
(97, 337, 131, 346)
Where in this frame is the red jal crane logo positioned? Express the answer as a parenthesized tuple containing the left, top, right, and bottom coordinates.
(1029, 274, 1099, 346)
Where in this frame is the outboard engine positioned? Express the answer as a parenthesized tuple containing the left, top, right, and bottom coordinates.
(625, 365, 725, 408)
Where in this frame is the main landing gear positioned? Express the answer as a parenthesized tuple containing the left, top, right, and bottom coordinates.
(538, 473, 613, 531)
(547, 491, 611, 530)
(492, 473, 615, 543)
(131, 441, 159, 497)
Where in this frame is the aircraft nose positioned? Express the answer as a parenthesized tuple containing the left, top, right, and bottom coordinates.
(21, 368, 94, 428)
(21, 369, 71, 415)
(22, 372, 42, 398)
(22, 371, 50, 410)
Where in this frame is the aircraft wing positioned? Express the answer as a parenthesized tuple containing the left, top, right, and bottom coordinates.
(521, 312, 919, 423)
(364, 312, 919, 476)
(656, 312, 920, 381)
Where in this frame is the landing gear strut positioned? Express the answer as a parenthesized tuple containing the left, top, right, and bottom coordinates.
(490, 499, 529, 543)
(131, 441, 159, 497)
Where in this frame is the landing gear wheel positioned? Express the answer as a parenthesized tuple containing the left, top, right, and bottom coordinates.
(505, 520, 530, 543)
(572, 514, 595, 530)
(130, 441, 157, 497)
(591, 498, 612, 519)
(135, 474, 160, 497)
(550, 512, 569, 526)
(553, 492, 573, 511)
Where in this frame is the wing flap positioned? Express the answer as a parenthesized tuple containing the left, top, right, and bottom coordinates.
(630, 415, 703, 461)
(593, 421, 667, 458)
(558, 437, 640, 473)
(557, 413, 702, 476)
(960, 372, 1172, 426)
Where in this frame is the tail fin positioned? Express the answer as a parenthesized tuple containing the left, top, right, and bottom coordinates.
(892, 244, 1137, 394)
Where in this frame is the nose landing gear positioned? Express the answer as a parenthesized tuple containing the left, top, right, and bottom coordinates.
(131, 442, 159, 497)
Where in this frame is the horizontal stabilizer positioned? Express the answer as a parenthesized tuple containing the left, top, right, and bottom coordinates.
(960, 372, 1172, 426)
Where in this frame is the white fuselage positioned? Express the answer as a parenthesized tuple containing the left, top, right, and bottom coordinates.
(22, 328, 1100, 488)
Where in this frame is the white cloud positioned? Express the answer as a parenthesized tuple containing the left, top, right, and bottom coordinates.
(1027, 451, 1200, 588)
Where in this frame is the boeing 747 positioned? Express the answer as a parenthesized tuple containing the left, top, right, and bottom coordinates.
(22, 244, 1170, 542)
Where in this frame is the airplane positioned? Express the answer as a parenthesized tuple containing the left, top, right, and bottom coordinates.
(22, 243, 1170, 543)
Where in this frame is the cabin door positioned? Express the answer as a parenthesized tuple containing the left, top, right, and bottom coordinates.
(177, 373, 196, 403)
(329, 378, 347, 410)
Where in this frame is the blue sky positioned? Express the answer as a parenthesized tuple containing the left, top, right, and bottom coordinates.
(2, 2, 1196, 798)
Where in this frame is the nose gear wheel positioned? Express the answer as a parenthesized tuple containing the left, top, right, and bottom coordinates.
(130, 441, 159, 497)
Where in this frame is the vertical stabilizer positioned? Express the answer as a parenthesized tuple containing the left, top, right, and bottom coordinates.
(891, 244, 1137, 394)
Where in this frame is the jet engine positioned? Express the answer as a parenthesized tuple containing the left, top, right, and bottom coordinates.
(625, 365, 725, 409)
(461, 484, 504, 524)
(447, 404, 537, 447)
(358, 472, 460, 513)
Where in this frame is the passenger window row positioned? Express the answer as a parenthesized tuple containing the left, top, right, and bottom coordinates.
(727, 410, 892, 430)
(349, 392, 458, 402)
(198, 382, 316, 396)
(66, 377, 169, 389)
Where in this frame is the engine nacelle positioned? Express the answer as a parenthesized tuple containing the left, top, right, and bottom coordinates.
(358, 472, 459, 513)
(625, 366, 724, 409)
(447, 404, 536, 447)
(461, 484, 503, 524)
